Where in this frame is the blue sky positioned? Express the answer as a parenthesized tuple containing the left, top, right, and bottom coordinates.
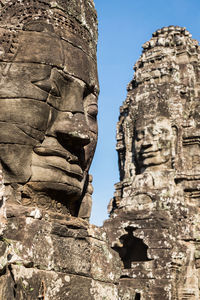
(90, 0, 200, 226)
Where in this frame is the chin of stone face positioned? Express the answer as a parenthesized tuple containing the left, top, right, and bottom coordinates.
(0, 0, 99, 218)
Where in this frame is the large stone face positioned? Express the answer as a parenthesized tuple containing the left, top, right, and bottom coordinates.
(106, 26, 200, 299)
(0, 0, 99, 218)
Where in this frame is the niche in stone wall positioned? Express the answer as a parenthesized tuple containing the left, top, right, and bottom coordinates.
(113, 227, 151, 269)
(135, 293, 141, 300)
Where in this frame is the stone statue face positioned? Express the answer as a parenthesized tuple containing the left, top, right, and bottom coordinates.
(0, 28, 98, 212)
(134, 117, 173, 171)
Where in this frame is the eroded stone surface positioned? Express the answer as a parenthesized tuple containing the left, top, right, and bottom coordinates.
(107, 26, 200, 299)
(0, 1, 121, 299)
(0, 202, 122, 299)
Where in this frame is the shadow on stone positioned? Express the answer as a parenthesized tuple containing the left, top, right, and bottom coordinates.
(113, 227, 151, 269)
(135, 293, 141, 300)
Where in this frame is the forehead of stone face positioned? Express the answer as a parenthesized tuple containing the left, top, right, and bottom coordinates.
(0, 26, 98, 90)
(14, 32, 98, 87)
(135, 117, 172, 134)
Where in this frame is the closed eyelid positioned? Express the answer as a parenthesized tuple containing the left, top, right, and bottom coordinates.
(56, 69, 86, 90)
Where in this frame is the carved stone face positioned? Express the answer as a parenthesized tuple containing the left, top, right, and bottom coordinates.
(0, 29, 98, 212)
(134, 117, 173, 172)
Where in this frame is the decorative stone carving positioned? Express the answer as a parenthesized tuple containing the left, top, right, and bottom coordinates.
(0, 0, 99, 217)
(105, 26, 200, 299)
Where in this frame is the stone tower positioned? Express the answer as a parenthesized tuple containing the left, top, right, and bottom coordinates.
(105, 26, 200, 299)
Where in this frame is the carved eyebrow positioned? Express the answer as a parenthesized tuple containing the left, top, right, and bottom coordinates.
(56, 69, 98, 96)
(56, 69, 87, 89)
(33, 68, 96, 100)
(32, 77, 61, 98)
(32, 69, 84, 96)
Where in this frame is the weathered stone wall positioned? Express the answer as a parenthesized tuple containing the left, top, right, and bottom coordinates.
(0, 204, 121, 299)
(107, 26, 200, 299)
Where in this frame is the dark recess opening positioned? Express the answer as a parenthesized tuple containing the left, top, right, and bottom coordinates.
(113, 227, 151, 269)
(135, 293, 141, 300)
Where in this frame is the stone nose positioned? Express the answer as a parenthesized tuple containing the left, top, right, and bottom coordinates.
(142, 133, 153, 148)
(46, 110, 90, 150)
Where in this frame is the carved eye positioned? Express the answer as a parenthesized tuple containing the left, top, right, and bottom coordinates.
(136, 131, 144, 141)
(32, 78, 61, 97)
(161, 129, 169, 135)
(152, 129, 159, 136)
(32, 78, 51, 93)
